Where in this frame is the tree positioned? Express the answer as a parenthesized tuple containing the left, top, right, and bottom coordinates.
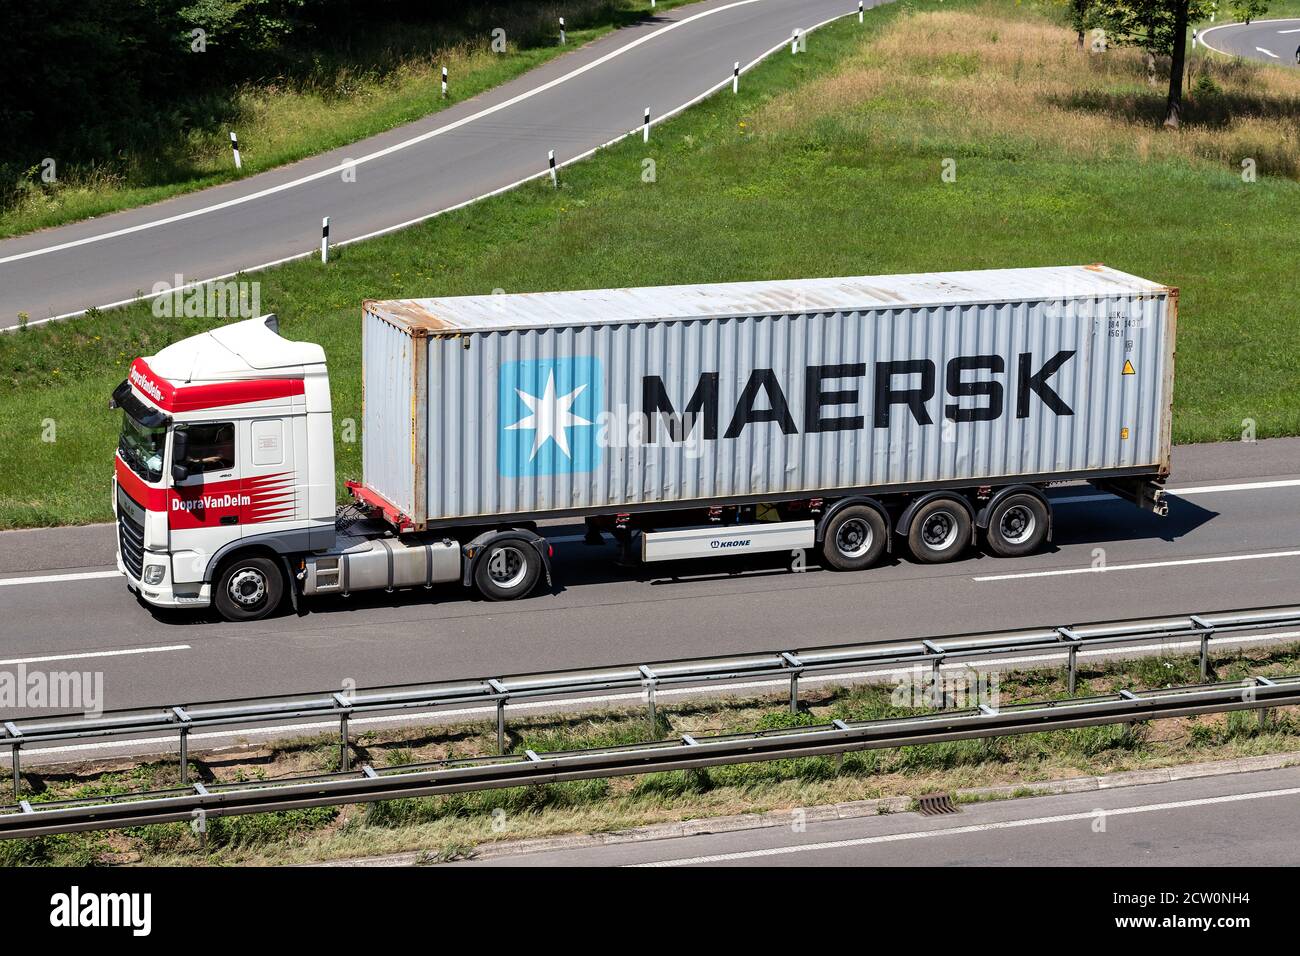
(1092, 0, 1267, 128)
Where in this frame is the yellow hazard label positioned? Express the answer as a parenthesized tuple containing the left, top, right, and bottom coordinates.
(1122, 359, 1136, 375)
(1120, 427, 1130, 440)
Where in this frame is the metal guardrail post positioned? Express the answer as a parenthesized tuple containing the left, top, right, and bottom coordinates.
(1058, 628, 1082, 694)
(922, 641, 945, 707)
(172, 707, 193, 785)
(4, 723, 22, 800)
(332, 693, 352, 772)
(1191, 615, 1215, 680)
(781, 653, 803, 714)
(639, 666, 658, 731)
(488, 679, 508, 753)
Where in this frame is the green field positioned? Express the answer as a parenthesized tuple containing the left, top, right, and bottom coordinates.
(3, 0, 1299, 529)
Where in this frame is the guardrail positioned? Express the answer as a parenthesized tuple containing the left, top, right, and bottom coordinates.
(2, 604, 1298, 804)
(2, 673, 1297, 841)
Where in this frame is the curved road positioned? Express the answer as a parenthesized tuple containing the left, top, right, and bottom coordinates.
(0, 0, 869, 329)
(1200, 17, 1300, 65)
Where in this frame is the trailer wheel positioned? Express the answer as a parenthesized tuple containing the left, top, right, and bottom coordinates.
(984, 493, 1050, 557)
(906, 497, 971, 564)
(473, 538, 541, 601)
(214, 555, 284, 622)
(820, 505, 888, 571)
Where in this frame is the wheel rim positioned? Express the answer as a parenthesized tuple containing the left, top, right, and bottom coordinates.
(486, 546, 528, 590)
(921, 510, 959, 551)
(228, 567, 267, 607)
(998, 504, 1036, 545)
(835, 517, 874, 559)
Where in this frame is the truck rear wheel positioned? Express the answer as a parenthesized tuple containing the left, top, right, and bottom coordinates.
(984, 493, 1049, 557)
(906, 497, 971, 564)
(820, 505, 888, 571)
(214, 555, 284, 622)
(473, 537, 542, 601)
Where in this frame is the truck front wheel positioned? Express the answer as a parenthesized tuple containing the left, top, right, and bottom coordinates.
(214, 555, 284, 622)
(473, 538, 542, 601)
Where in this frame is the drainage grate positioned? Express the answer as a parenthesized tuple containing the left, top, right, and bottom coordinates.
(917, 793, 959, 816)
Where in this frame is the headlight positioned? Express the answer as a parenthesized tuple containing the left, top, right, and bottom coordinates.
(143, 564, 166, 585)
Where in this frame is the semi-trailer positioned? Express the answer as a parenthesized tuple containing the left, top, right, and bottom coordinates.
(110, 265, 1175, 621)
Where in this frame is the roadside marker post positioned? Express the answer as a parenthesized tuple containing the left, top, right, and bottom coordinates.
(441, 65, 448, 97)
(321, 217, 330, 264)
(643, 106, 651, 142)
(548, 149, 558, 187)
(859, 1, 865, 23)
(229, 131, 242, 170)
(791, 28, 801, 54)
(733, 61, 740, 93)
(559, 17, 566, 44)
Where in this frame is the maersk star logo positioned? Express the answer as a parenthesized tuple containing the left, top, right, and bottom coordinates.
(499, 357, 602, 477)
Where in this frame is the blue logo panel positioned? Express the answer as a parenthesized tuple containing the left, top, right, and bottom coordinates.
(499, 357, 603, 477)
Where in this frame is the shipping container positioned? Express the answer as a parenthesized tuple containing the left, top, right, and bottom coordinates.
(361, 265, 1176, 529)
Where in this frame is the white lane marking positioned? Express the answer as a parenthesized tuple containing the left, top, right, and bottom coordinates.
(1279, 28, 1300, 33)
(0, 0, 771, 269)
(1198, 18, 1300, 57)
(0, 570, 121, 587)
(1051, 477, 1300, 505)
(1257, 46, 1280, 57)
(0, 645, 190, 666)
(13, 631, 1299, 762)
(2, 4, 857, 332)
(628, 786, 1300, 866)
(974, 549, 1300, 582)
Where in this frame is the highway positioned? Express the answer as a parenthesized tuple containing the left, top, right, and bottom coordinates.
(0, 437, 1297, 715)
(454, 764, 1300, 866)
(0, 0, 868, 328)
(1200, 18, 1300, 65)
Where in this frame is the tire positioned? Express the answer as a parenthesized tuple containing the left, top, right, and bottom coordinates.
(214, 555, 284, 622)
(984, 492, 1050, 558)
(906, 497, 972, 564)
(473, 537, 542, 601)
(820, 505, 888, 571)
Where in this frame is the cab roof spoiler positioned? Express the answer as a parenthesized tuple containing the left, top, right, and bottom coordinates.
(108, 379, 171, 428)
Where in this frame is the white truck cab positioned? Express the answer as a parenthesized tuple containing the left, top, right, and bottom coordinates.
(111, 315, 337, 616)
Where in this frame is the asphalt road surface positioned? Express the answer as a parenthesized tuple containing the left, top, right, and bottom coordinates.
(453, 764, 1300, 866)
(0, 0, 870, 328)
(1200, 18, 1300, 66)
(0, 437, 1298, 715)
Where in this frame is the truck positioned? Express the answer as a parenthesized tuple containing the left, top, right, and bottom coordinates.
(110, 265, 1176, 622)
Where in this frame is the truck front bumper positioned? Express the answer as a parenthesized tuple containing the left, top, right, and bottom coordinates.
(117, 551, 212, 610)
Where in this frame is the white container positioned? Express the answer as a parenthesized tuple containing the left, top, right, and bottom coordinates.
(361, 265, 1175, 529)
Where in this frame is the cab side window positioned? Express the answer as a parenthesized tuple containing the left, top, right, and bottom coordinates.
(179, 422, 235, 474)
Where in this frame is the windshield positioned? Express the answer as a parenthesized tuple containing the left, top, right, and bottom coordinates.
(118, 413, 167, 484)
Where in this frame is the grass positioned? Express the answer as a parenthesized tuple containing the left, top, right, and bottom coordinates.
(4, 0, 1300, 528)
(0, 0, 690, 239)
(3, 641, 1298, 866)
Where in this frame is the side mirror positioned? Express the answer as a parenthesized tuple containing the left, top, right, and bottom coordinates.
(171, 429, 190, 484)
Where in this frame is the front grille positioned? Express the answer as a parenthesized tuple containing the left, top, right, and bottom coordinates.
(118, 497, 145, 580)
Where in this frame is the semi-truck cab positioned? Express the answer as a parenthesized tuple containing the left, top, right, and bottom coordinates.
(113, 270, 1174, 622)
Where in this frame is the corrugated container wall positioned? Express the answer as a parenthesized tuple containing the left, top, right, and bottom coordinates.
(361, 267, 1176, 528)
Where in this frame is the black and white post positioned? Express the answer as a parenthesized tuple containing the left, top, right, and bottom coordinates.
(859, 1, 864, 24)
(548, 149, 557, 187)
(559, 16, 566, 44)
(643, 106, 651, 143)
(229, 131, 242, 170)
(441, 66, 448, 97)
(791, 28, 801, 55)
(733, 61, 740, 94)
(321, 216, 330, 264)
